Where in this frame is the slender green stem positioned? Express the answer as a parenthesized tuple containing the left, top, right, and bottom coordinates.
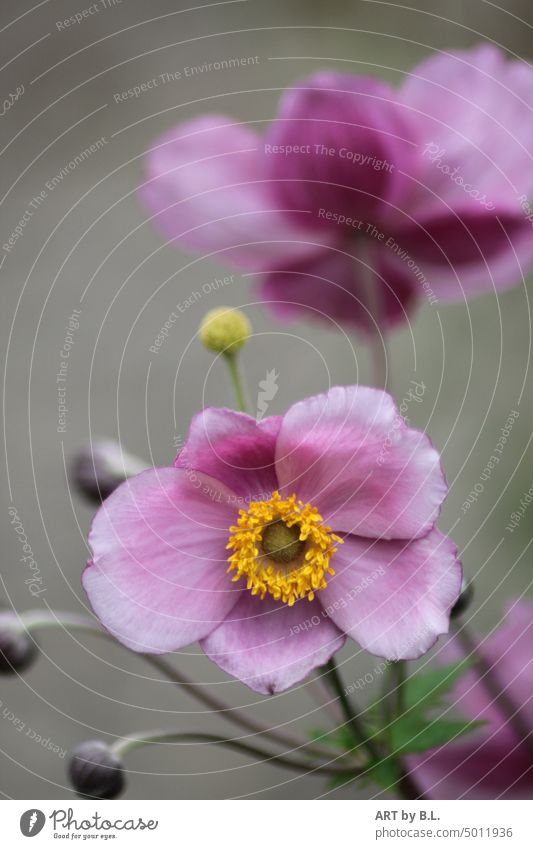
(146, 654, 333, 759)
(455, 622, 533, 757)
(393, 661, 407, 716)
(20, 611, 99, 634)
(110, 730, 359, 777)
(369, 330, 388, 391)
(224, 352, 248, 412)
(18, 611, 334, 760)
(381, 661, 407, 750)
(355, 245, 388, 391)
(322, 657, 381, 762)
(322, 657, 425, 800)
(381, 663, 395, 747)
(395, 760, 425, 800)
(381, 660, 409, 769)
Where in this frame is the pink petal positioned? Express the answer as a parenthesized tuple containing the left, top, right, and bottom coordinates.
(429, 600, 533, 729)
(396, 45, 533, 297)
(264, 72, 416, 228)
(202, 593, 345, 694)
(176, 408, 281, 501)
(276, 385, 447, 539)
(477, 599, 533, 714)
(409, 735, 533, 800)
(320, 529, 462, 659)
(258, 241, 418, 332)
(83, 468, 240, 653)
(400, 45, 533, 208)
(139, 115, 324, 270)
(410, 599, 533, 799)
(391, 210, 533, 301)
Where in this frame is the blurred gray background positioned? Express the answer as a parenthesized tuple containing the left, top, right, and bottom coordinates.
(1, 0, 532, 799)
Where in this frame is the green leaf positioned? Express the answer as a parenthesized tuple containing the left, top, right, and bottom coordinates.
(307, 726, 358, 751)
(362, 660, 473, 732)
(404, 659, 473, 712)
(326, 757, 401, 794)
(390, 714, 486, 755)
(368, 757, 402, 792)
(308, 726, 331, 744)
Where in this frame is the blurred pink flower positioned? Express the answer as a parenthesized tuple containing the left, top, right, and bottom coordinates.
(139, 45, 533, 332)
(83, 386, 461, 694)
(410, 599, 533, 799)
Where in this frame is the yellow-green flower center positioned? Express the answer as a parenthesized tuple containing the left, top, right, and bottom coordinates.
(226, 491, 343, 606)
(261, 520, 304, 564)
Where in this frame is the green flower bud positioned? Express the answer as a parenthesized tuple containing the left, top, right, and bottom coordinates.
(199, 307, 251, 355)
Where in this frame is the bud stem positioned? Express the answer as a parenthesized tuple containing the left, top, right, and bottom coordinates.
(16, 609, 333, 760)
(110, 729, 359, 778)
(224, 351, 248, 413)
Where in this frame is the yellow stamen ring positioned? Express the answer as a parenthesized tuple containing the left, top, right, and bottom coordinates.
(226, 491, 343, 606)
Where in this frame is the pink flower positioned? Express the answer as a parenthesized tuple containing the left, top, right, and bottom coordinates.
(410, 600, 533, 799)
(83, 386, 461, 694)
(139, 45, 533, 332)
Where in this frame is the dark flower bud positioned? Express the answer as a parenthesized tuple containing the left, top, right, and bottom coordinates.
(0, 613, 38, 675)
(70, 440, 146, 503)
(451, 578, 474, 619)
(69, 740, 125, 799)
